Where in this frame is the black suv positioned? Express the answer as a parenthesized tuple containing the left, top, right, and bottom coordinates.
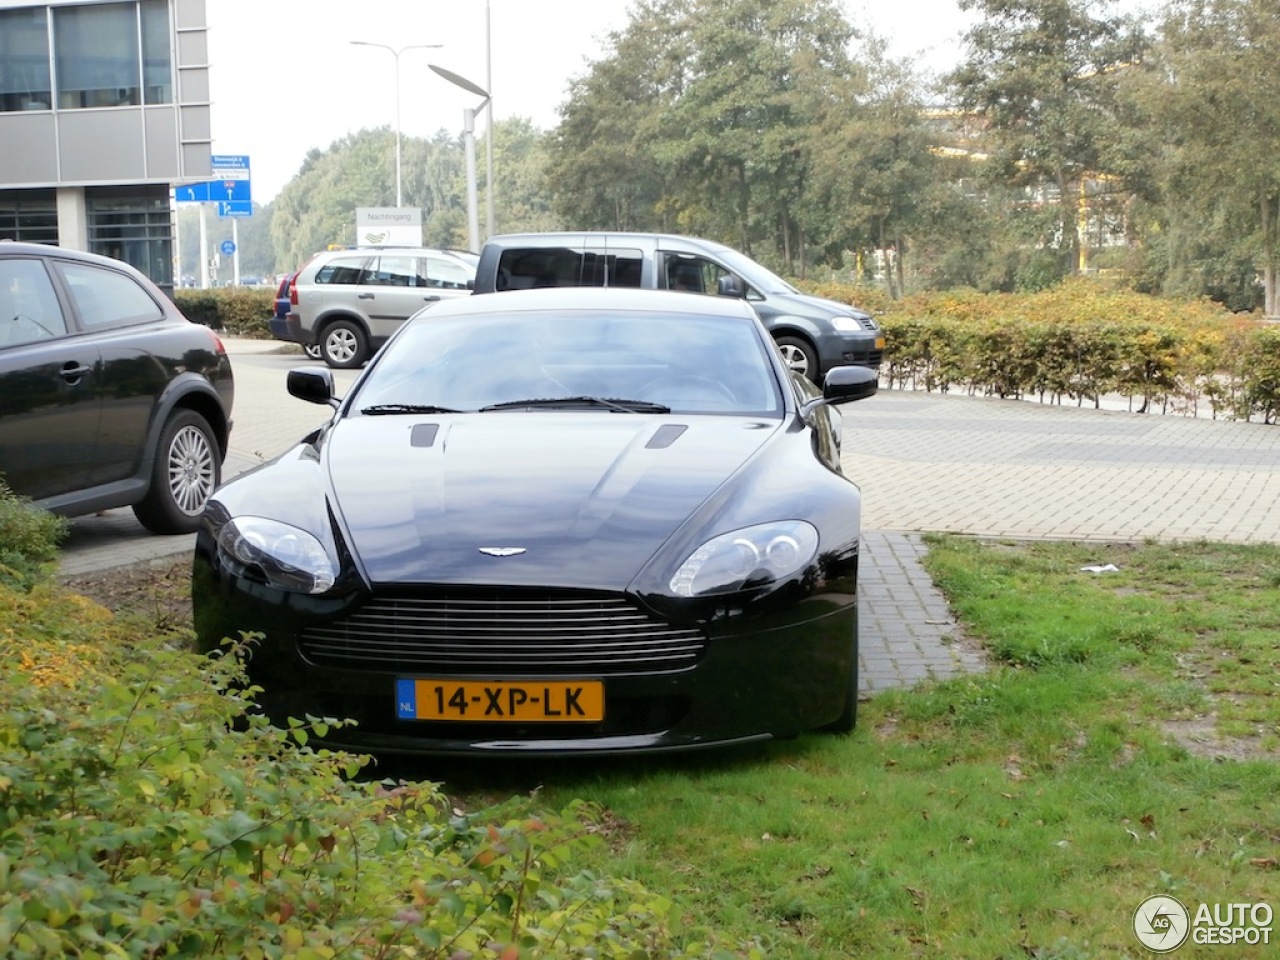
(0, 242, 234, 533)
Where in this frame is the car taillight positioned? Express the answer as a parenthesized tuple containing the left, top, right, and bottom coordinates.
(289, 278, 298, 305)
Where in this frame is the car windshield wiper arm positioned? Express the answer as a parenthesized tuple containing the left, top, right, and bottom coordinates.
(360, 403, 464, 415)
(479, 396, 671, 414)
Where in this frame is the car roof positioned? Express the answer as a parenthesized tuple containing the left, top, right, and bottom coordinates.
(312, 246, 472, 258)
(0, 240, 130, 267)
(416, 286, 760, 320)
(483, 232, 734, 257)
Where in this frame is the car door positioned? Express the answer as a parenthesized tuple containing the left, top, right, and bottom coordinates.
(363, 256, 440, 340)
(423, 254, 475, 300)
(0, 255, 102, 500)
(53, 259, 173, 488)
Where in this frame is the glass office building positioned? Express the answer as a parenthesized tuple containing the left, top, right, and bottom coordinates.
(0, 0, 211, 291)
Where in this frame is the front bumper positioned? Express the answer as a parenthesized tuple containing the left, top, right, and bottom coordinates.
(193, 547, 858, 757)
(817, 331, 885, 375)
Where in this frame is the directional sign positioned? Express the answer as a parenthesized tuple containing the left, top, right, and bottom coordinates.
(216, 201, 253, 218)
(211, 155, 250, 179)
(220, 240, 236, 256)
(174, 182, 209, 202)
(174, 155, 252, 204)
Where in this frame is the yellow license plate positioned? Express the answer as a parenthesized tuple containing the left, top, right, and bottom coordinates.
(396, 679, 604, 722)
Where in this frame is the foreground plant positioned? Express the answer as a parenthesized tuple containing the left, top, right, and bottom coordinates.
(0, 578, 749, 958)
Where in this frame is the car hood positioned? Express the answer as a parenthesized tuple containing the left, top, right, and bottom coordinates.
(772, 291, 874, 323)
(323, 414, 780, 589)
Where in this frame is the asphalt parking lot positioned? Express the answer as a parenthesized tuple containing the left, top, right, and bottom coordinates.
(58, 339, 1280, 696)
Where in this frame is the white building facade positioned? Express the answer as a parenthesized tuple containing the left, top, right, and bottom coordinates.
(0, 0, 211, 290)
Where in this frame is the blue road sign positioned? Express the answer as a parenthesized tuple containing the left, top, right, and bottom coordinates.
(174, 155, 252, 204)
(220, 240, 236, 256)
(174, 182, 209, 202)
(216, 201, 253, 218)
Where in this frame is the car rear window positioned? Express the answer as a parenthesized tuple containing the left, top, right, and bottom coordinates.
(57, 261, 163, 330)
(496, 247, 643, 291)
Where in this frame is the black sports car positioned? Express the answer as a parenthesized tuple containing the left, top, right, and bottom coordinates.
(192, 287, 877, 755)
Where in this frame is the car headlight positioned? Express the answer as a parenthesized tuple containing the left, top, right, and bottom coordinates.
(669, 521, 819, 597)
(831, 315, 872, 333)
(216, 516, 337, 594)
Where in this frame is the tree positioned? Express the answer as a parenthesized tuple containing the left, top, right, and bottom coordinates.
(1137, 0, 1280, 314)
(805, 35, 939, 295)
(547, 0, 688, 232)
(948, 0, 1147, 282)
(549, 0, 864, 273)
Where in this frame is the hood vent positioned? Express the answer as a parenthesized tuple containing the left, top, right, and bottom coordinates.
(645, 424, 687, 449)
(410, 423, 440, 447)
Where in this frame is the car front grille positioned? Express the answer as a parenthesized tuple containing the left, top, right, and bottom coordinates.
(299, 588, 706, 675)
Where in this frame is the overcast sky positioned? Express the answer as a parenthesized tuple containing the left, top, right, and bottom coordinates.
(205, 0, 1151, 203)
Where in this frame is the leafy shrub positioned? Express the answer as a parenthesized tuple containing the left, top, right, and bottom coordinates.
(0, 578, 747, 959)
(806, 277, 1275, 418)
(175, 288, 273, 338)
(0, 482, 66, 592)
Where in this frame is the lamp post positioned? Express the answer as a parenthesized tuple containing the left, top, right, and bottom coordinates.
(429, 64, 489, 253)
(349, 40, 441, 208)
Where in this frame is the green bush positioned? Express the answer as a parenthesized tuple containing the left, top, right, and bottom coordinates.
(806, 277, 1278, 418)
(175, 288, 273, 339)
(0, 577, 748, 959)
(0, 482, 66, 592)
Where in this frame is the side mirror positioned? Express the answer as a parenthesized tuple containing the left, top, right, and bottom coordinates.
(822, 364, 879, 404)
(799, 364, 878, 419)
(717, 274, 746, 299)
(287, 366, 338, 407)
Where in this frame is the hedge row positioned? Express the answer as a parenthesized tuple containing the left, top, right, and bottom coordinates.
(803, 279, 1280, 423)
(175, 287, 274, 339)
(0, 492, 754, 959)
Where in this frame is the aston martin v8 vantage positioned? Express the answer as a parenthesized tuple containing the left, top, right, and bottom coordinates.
(192, 287, 877, 755)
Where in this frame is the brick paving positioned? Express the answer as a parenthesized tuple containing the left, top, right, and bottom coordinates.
(59, 342, 1280, 698)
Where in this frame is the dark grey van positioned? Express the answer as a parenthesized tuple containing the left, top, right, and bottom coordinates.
(472, 233, 884, 380)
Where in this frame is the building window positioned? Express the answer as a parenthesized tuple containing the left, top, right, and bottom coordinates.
(0, 7, 52, 113)
(87, 187, 174, 289)
(0, 191, 58, 244)
(141, 0, 172, 104)
(54, 1, 172, 110)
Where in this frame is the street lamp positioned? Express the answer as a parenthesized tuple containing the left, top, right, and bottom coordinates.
(349, 40, 441, 209)
(429, 64, 489, 253)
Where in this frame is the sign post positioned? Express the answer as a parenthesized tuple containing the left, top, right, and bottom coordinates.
(174, 156, 253, 287)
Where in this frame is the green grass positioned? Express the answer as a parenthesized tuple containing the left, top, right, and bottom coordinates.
(432, 537, 1280, 958)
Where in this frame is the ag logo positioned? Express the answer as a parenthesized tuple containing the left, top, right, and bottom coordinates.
(1134, 895, 1190, 952)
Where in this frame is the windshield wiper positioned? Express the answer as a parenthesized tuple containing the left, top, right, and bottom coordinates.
(479, 396, 671, 414)
(360, 403, 463, 415)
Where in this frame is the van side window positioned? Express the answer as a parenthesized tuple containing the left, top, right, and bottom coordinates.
(496, 248, 643, 290)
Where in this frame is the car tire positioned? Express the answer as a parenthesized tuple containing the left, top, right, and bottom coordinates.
(132, 409, 221, 534)
(304, 343, 323, 361)
(821, 621, 859, 734)
(320, 320, 368, 369)
(774, 335, 819, 382)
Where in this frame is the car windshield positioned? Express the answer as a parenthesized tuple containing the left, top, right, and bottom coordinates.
(351, 308, 785, 416)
